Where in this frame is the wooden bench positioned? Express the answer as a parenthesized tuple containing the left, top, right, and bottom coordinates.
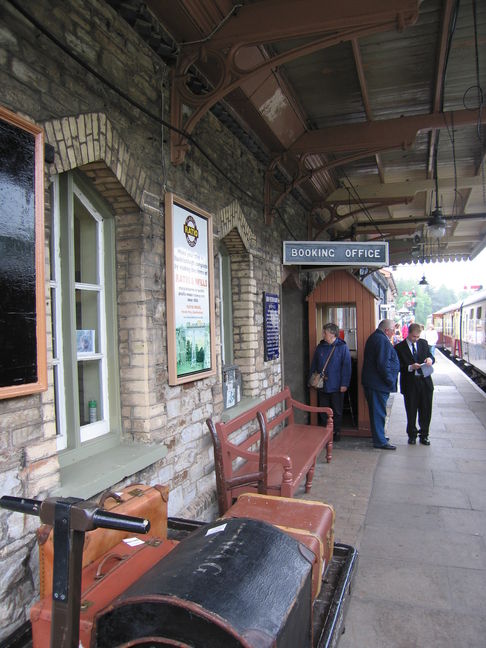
(206, 386, 333, 514)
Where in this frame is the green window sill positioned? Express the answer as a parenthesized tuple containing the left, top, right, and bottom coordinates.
(221, 396, 263, 423)
(53, 443, 168, 499)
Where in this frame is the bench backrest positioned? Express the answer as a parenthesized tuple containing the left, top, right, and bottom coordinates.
(206, 410, 269, 515)
(208, 386, 294, 473)
(216, 385, 293, 448)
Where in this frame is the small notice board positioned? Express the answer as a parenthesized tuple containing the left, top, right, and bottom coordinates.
(263, 292, 280, 361)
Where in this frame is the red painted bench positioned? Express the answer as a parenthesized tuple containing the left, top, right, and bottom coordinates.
(206, 386, 333, 514)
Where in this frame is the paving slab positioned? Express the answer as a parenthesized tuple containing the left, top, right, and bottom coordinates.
(315, 351, 486, 648)
(365, 500, 442, 532)
(372, 465, 434, 488)
(351, 557, 452, 610)
(358, 524, 486, 569)
(438, 506, 486, 536)
(370, 480, 471, 508)
(454, 457, 486, 474)
(338, 598, 486, 648)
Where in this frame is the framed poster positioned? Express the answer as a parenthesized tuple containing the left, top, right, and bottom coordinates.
(165, 193, 216, 385)
(0, 105, 47, 399)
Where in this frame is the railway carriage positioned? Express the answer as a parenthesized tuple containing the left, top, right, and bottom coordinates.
(432, 289, 486, 375)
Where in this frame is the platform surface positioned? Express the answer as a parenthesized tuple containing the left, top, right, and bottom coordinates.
(300, 350, 486, 648)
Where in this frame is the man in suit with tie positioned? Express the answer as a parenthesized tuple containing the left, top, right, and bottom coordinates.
(395, 323, 435, 445)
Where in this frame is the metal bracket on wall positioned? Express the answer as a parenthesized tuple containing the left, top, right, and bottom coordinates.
(168, 1, 420, 166)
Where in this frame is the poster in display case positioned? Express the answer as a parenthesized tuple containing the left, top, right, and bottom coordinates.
(165, 193, 216, 385)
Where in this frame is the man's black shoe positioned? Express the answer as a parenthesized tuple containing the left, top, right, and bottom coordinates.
(419, 437, 430, 446)
(373, 443, 397, 450)
(408, 438, 416, 445)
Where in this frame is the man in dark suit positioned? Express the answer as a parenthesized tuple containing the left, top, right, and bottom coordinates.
(362, 319, 400, 450)
(395, 323, 435, 445)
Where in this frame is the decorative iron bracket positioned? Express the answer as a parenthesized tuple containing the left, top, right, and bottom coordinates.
(169, 1, 420, 165)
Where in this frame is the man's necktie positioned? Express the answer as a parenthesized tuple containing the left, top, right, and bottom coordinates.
(412, 343, 417, 360)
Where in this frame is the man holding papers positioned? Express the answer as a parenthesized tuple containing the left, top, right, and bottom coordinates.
(395, 323, 435, 445)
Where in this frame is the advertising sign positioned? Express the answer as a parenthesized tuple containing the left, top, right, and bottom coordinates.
(165, 194, 216, 384)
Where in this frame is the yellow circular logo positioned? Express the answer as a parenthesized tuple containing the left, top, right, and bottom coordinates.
(184, 215, 199, 247)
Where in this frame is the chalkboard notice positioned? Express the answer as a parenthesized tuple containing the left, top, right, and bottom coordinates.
(0, 106, 46, 399)
(263, 292, 280, 361)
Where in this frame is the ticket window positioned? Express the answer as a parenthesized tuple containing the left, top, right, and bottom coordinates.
(316, 305, 357, 357)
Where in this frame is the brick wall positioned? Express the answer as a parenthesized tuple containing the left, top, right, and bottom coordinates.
(0, 0, 308, 637)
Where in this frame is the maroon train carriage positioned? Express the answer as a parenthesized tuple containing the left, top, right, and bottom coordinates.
(432, 289, 486, 381)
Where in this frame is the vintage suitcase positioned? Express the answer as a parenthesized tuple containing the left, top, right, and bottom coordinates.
(37, 483, 169, 597)
(31, 536, 178, 648)
(94, 517, 314, 648)
(222, 493, 335, 599)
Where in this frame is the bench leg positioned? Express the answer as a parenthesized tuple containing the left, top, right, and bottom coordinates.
(281, 466, 293, 498)
(326, 438, 333, 463)
(305, 460, 317, 493)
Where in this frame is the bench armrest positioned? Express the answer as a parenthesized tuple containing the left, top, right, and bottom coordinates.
(226, 441, 261, 462)
(290, 398, 333, 417)
(267, 451, 292, 468)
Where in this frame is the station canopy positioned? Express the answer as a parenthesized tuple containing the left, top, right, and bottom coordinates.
(109, 0, 486, 265)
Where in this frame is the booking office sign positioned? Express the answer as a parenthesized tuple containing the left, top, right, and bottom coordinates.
(165, 194, 216, 385)
(283, 241, 389, 268)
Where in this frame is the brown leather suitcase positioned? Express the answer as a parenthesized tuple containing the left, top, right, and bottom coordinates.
(30, 536, 178, 648)
(37, 483, 169, 597)
(222, 493, 335, 599)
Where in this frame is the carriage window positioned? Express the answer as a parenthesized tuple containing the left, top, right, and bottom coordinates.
(477, 307, 482, 319)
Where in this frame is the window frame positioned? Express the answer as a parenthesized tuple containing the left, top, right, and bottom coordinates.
(218, 242, 234, 366)
(51, 171, 121, 463)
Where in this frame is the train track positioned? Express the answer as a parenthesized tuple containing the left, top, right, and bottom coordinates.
(440, 348, 486, 393)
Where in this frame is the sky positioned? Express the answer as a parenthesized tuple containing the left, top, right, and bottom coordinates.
(388, 246, 486, 291)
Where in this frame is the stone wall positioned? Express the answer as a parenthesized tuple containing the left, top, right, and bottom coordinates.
(0, 0, 308, 638)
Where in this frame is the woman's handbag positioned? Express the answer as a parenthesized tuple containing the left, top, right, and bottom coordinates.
(308, 371, 325, 389)
(308, 345, 336, 389)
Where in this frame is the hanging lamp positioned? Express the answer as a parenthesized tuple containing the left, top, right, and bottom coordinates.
(428, 147, 447, 239)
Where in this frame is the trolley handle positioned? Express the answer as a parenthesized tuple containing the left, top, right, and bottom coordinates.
(92, 509, 150, 534)
(0, 495, 150, 534)
(0, 495, 41, 516)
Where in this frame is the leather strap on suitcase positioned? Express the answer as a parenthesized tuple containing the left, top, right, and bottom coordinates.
(31, 537, 177, 648)
(222, 492, 335, 599)
(37, 483, 169, 597)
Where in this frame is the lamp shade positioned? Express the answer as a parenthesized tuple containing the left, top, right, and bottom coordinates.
(419, 274, 429, 286)
(427, 207, 447, 238)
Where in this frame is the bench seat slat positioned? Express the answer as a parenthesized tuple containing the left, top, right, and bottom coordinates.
(233, 426, 328, 489)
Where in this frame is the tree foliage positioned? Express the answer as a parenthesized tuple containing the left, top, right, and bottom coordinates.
(395, 278, 462, 325)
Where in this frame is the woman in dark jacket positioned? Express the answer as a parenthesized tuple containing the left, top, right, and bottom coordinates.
(310, 323, 352, 441)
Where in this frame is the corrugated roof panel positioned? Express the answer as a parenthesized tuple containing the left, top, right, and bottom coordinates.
(360, 4, 440, 119)
(277, 40, 366, 126)
(443, 0, 486, 110)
